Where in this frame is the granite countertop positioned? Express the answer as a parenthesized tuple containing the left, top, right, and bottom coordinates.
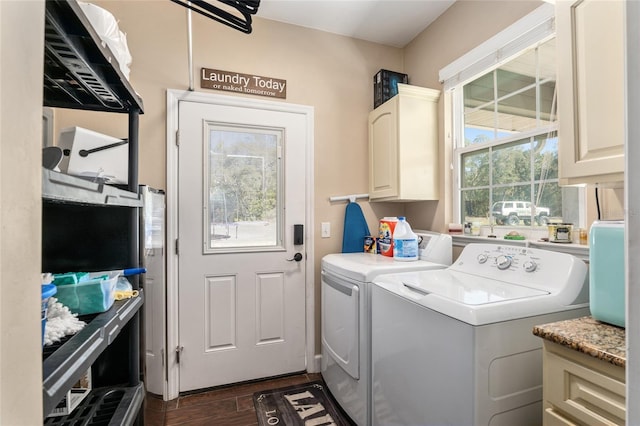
(533, 316, 626, 368)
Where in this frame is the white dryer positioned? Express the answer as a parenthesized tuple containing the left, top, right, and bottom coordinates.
(371, 243, 590, 426)
(321, 231, 452, 426)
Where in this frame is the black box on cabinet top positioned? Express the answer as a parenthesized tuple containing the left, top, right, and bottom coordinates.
(374, 69, 409, 109)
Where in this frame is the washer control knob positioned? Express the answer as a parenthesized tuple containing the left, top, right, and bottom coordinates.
(477, 253, 489, 264)
(523, 260, 537, 272)
(496, 255, 512, 270)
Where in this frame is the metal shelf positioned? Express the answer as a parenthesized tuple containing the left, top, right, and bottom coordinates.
(44, 383, 145, 426)
(42, 292, 144, 417)
(41, 0, 144, 423)
(42, 168, 142, 207)
(43, 0, 144, 113)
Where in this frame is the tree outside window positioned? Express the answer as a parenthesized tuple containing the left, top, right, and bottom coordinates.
(455, 37, 579, 229)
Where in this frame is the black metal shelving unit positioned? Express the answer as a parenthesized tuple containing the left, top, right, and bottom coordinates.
(42, 296, 144, 419)
(42, 0, 145, 423)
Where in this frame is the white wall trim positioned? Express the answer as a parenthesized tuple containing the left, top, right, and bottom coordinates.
(166, 90, 181, 401)
(625, 1, 639, 422)
(313, 354, 322, 374)
(165, 89, 316, 400)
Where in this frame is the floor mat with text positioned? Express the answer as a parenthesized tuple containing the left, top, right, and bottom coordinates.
(253, 380, 354, 425)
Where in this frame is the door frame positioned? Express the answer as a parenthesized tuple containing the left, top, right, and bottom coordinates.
(166, 89, 315, 400)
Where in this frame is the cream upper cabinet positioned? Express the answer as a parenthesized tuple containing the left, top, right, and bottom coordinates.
(556, 0, 625, 186)
(368, 84, 440, 201)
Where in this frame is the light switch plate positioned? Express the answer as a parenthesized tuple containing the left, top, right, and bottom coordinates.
(321, 222, 330, 238)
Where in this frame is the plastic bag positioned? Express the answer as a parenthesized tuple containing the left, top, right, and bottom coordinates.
(114, 276, 139, 300)
(116, 276, 132, 292)
(78, 2, 132, 80)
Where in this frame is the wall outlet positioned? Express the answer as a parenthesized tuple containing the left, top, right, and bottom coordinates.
(321, 222, 331, 238)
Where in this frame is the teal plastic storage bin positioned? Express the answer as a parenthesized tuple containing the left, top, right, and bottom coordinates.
(54, 275, 117, 315)
(52, 272, 89, 286)
(589, 221, 625, 327)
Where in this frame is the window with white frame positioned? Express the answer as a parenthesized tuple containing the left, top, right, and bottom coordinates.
(441, 4, 582, 235)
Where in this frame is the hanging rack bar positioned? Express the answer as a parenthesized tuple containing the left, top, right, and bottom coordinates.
(329, 193, 369, 203)
(170, 0, 260, 34)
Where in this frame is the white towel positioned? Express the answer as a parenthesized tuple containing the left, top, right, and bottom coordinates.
(44, 297, 86, 346)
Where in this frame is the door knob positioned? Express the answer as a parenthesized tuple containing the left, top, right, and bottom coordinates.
(287, 252, 303, 262)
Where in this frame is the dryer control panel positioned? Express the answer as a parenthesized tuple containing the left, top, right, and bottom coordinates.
(450, 244, 587, 298)
(475, 246, 535, 271)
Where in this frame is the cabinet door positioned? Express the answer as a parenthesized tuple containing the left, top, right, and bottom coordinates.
(396, 90, 440, 201)
(543, 342, 625, 426)
(368, 98, 399, 199)
(543, 407, 579, 426)
(557, 0, 625, 185)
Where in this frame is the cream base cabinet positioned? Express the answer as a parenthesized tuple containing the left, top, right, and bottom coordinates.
(556, 0, 625, 186)
(368, 84, 440, 201)
(542, 341, 625, 426)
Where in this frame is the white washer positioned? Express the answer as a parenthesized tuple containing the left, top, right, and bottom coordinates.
(321, 231, 452, 426)
(371, 243, 590, 426)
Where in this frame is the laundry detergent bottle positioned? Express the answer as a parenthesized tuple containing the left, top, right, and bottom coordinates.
(393, 216, 419, 261)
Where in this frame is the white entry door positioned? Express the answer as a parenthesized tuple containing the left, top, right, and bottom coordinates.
(177, 98, 308, 392)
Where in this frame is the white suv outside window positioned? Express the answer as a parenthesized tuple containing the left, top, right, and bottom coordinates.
(491, 201, 550, 226)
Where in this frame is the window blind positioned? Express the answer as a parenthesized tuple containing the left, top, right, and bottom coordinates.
(439, 3, 555, 90)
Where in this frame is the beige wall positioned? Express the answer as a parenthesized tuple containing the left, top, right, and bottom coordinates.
(0, 1, 44, 424)
(0, 0, 628, 418)
(54, 0, 405, 353)
(53, 0, 571, 358)
(402, 0, 544, 233)
(400, 0, 623, 234)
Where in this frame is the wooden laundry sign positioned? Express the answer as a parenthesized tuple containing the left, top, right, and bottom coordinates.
(201, 68, 287, 99)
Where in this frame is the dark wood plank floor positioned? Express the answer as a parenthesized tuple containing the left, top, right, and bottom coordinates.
(144, 372, 322, 425)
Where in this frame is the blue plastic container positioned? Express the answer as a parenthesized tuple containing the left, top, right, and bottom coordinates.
(41, 284, 57, 346)
(589, 221, 625, 327)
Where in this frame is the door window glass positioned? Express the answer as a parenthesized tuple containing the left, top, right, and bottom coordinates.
(204, 124, 282, 252)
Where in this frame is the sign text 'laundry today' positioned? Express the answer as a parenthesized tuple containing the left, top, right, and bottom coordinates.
(201, 68, 287, 99)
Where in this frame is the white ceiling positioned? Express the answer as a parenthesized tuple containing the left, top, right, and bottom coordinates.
(256, 0, 457, 48)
